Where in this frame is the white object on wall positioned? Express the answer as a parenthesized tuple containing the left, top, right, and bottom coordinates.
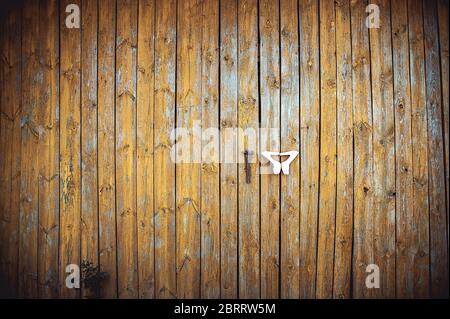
(261, 150, 299, 175)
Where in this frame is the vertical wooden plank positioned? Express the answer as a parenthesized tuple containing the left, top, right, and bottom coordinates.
(350, 0, 374, 299)
(0, 12, 6, 295)
(423, 0, 449, 298)
(38, 0, 60, 298)
(259, 0, 280, 299)
(6, 0, 450, 301)
(19, 0, 40, 298)
(0, 15, 5, 294)
(201, 0, 220, 299)
(299, 0, 320, 299)
(0, 4, 7, 295)
(392, 0, 414, 298)
(407, 0, 430, 298)
(238, 0, 260, 299)
(316, 0, 337, 299)
(220, 0, 238, 299)
(154, 0, 176, 299)
(333, 0, 353, 299)
(81, 0, 99, 299)
(10, 66, 22, 296)
(137, 0, 155, 299)
(116, 0, 138, 298)
(1, 3, 21, 297)
(0, 7, 4, 291)
(369, 0, 395, 298)
(0, 3, 22, 298)
(280, 0, 300, 299)
(60, 0, 81, 299)
(437, 0, 449, 248)
(176, 0, 202, 299)
(98, 0, 117, 298)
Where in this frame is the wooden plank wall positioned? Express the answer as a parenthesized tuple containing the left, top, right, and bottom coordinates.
(0, 0, 448, 299)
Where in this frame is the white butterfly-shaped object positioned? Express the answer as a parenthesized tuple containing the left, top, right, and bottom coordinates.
(261, 150, 299, 175)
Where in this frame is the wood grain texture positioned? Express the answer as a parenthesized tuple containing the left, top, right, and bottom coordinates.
(38, 0, 59, 299)
(0, 0, 448, 299)
(81, 0, 99, 299)
(116, 0, 138, 298)
(333, 0, 353, 299)
(238, 0, 260, 299)
(369, 0, 395, 298)
(437, 0, 449, 250)
(0, 17, 4, 293)
(137, 0, 155, 299)
(407, 0, 430, 298)
(59, 0, 81, 299)
(154, 0, 176, 299)
(19, 0, 41, 298)
(0, 12, 4, 294)
(316, 0, 337, 299)
(423, 0, 449, 298)
(98, 0, 117, 299)
(280, 0, 300, 299)
(350, 0, 374, 299)
(259, 0, 280, 299)
(0, 12, 6, 296)
(392, 0, 414, 299)
(220, 0, 238, 299)
(176, 0, 202, 299)
(299, 0, 320, 299)
(0, 3, 21, 298)
(201, 0, 220, 299)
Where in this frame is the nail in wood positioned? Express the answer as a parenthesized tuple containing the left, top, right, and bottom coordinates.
(243, 150, 253, 184)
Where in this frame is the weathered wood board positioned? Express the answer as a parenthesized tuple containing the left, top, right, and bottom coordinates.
(0, 0, 448, 299)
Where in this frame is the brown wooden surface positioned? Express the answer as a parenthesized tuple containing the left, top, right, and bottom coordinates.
(19, 0, 41, 299)
(59, 0, 81, 299)
(220, 0, 238, 299)
(154, 0, 176, 299)
(201, 0, 221, 299)
(437, 0, 449, 253)
(38, 0, 59, 298)
(280, 0, 300, 299)
(423, 0, 449, 298)
(98, 0, 117, 299)
(238, 0, 260, 299)
(0, 1, 22, 298)
(0, 0, 448, 299)
(392, 0, 414, 299)
(333, 0, 353, 299)
(260, 0, 280, 299)
(351, 0, 375, 299)
(299, 0, 320, 299)
(115, 0, 138, 298)
(316, 0, 337, 299)
(176, 0, 202, 299)
(137, 0, 155, 299)
(408, 0, 431, 298)
(369, 0, 396, 298)
(81, 0, 98, 299)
